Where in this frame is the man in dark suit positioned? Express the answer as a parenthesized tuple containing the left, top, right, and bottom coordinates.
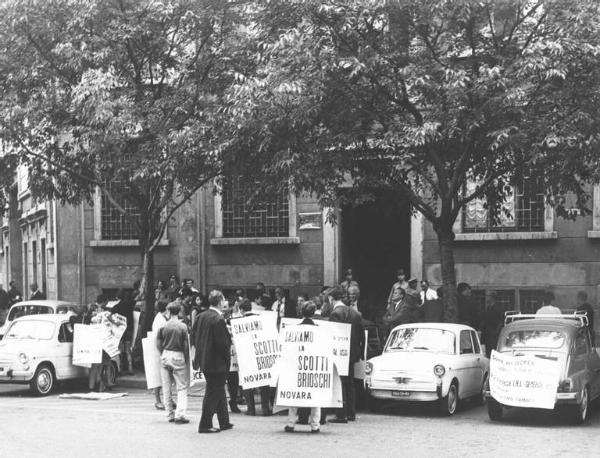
(29, 283, 46, 300)
(193, 289, 233, 433)
(327, 287, 365, 423)
(272, 287, 296, 328)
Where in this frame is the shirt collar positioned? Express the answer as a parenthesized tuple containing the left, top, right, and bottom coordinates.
(209, 306, 222, 316)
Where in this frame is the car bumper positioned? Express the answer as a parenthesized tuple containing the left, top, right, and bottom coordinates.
(0, 367, 34, 383)
(366, 376, 444, 402)
(368, 388, 440, 402)
(484, 390, 579, 405)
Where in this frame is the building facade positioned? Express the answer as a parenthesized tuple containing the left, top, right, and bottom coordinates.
(1, 171, 598, 337)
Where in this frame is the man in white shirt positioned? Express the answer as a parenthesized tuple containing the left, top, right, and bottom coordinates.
(152, 300, 169, 410)
(536, 291, 561, 315)
(420, 280, 438, 304)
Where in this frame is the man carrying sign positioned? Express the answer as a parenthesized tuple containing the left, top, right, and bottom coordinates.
(233, 299, 275, 416)
(328, 287, 365, 424)
(282, 301, 323, 433)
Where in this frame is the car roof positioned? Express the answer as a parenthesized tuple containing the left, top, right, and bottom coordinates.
(11, 314, 69, 324)
(390, 322, 475, 333)
(10, 300, 77, 308)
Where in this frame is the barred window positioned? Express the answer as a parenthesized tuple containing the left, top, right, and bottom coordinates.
(463, 175, 545, 232)
(519, 289, 546, 314)
(221, 179, 289, 238)
(100, 181, 139, 240)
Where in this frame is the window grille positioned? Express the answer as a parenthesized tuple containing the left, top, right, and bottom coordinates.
(100, 181, 139, 240)
(222, 179, 289, 238)
(519, 289, 546, 314)
(463, 175, 545, 232)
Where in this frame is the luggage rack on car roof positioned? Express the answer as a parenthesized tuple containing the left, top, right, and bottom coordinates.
(504, 311, 589, 327)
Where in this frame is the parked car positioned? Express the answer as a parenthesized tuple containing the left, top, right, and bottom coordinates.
(365, 323, 489, 415)
(484, 312, 600, 424)
(0, 314, 119, 395)
(0, 300, 82, 340)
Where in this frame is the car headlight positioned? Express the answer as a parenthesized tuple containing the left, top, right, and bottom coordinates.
(365, 361, 373, 375)
(19, 353, 29, 364)
(433, 364, 445, 377)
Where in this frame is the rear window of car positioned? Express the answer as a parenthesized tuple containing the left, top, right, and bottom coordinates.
(8, 305, 54, 321)
(386, 328, 456, 354)
(502, 330, 566, 349)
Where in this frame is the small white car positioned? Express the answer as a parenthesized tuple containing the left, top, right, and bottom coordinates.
(365, 323, 490, 415)
(0, 300, 82, 340)
(0, 314, 118, 395)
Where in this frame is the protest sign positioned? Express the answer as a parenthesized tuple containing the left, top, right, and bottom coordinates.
(72, 324, 103, 367)
(92, 311, 127, 357)
(141, 331, 162, 390)
(231, 313, 280, 389)
(275, 323, 342, 408)
(489, 350, 562, 409)
(279, 318, 351, 376)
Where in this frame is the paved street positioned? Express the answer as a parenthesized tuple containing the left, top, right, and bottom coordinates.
(1, 382, 598, 457)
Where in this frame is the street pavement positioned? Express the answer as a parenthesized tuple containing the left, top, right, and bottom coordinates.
(1, 380, 599, 458)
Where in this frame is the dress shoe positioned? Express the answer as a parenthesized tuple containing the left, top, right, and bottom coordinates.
(220, 423, 234, 431)
(348, 416, 356, 422)
(155, 402, 165, 411)
(198, 428, 220, 434)
(311, 429, 320, 434)
(328, 418, 348, 424)
(229, 401, 241, 413)
(284, 426, 295, 433)
(174, 417, 190, 424)
(168, 417, 175, 423)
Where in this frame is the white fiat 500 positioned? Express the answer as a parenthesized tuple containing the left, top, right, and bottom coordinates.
(365, 323, 489, 415)
(0, 314, 117, 395)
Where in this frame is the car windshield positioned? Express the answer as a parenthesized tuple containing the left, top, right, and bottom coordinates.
(386, 328, 456, 354)
(4, 320, 56, 340)
(8, 305, 53, 321)
(502, 330, 566, 349)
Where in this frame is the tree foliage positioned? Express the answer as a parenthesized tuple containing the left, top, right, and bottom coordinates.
(225, 0, 600, 320)
(0, 0, 250, 329)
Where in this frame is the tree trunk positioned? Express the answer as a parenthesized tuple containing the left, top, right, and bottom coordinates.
(140, 247, 155, 334)
(436, 226, 458, 323)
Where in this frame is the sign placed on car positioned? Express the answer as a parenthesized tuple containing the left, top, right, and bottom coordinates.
(489, 350, 561, 409)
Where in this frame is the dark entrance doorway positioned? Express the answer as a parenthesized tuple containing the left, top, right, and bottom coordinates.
(341, 191, 411, 321)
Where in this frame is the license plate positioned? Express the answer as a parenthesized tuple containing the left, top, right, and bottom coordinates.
(392, 390, 410, 397)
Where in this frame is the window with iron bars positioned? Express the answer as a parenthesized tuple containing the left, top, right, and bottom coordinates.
(100, 181, 139, 240)
(462, 175, 546, 232)
(221, 179, 289, 238)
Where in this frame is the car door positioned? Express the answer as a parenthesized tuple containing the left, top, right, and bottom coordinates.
(56, 322, 77, 379)
(458, 330, 479, 396)
(585, 329, 600, 399)
(470, 330, 486, 385)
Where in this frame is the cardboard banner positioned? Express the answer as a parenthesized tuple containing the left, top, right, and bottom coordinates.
(280, 318, 351, 377)
(92, 311, 127, 357)
(275, 323, 343, 408)
(231, 313, 280, 389)
(489, 350, 562, 409)
(141, 332, 162, 389)
(72, 324, 103, 367)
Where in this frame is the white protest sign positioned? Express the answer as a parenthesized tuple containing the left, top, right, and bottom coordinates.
(231, 313, 280, 389)
(489, 350, 562, 409)
(92, 311, 127, 358)
(276, 324, 342, 408)
(141, 331, 162, 390)
(72, 324, 103, 367)
(280, 318, 351, 376)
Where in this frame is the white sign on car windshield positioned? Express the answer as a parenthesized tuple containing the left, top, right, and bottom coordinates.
(489, 350, 562, 409)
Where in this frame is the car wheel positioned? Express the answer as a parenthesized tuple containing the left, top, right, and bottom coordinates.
(30, 364, 56, 396)
(487, 398, 504, 421)
(571, 386, 589, 425)
(439, 381, 458, 416)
